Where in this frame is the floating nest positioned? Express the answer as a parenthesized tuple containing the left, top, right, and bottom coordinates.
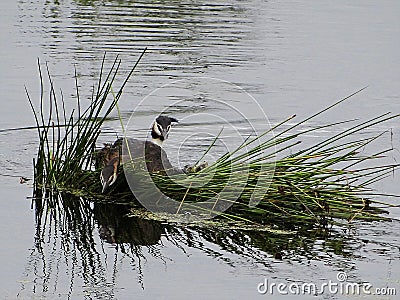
(28, 51, 399, 231)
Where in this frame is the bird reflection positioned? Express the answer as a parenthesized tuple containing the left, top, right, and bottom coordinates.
(93, 203, 162, 246)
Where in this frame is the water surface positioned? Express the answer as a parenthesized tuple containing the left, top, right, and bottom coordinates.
(0, 0, 399, 299)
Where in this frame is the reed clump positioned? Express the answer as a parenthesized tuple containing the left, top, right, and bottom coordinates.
(28, 52, 145, 197)
(28, 53, 399, 230)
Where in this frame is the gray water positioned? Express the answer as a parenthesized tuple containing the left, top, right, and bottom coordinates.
(0, 0, 399, 299)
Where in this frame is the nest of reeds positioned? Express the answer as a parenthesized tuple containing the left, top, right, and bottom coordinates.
(27, 51, 399, 231)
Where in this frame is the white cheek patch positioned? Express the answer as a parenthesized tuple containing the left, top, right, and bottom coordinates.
(153, 122, 162, 136)
(157, 124, 164, 134)
(109, 173, 117, 186)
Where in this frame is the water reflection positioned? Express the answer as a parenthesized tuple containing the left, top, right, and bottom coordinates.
(94, 203, 162, 245)
(18, 190, 388, 298)
(28, 0, 255, 65)
(18, 0, 268, 102)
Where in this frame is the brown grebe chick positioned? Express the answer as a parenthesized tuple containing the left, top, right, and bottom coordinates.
(99, 139, 121, 193)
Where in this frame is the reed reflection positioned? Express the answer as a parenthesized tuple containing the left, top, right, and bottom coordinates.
(22, 193, 166, 298)
(19, 190, 363, 299)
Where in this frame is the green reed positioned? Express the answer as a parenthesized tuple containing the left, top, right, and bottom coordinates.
(28, 50, 146, 195)
(145, 92, 399, 226)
